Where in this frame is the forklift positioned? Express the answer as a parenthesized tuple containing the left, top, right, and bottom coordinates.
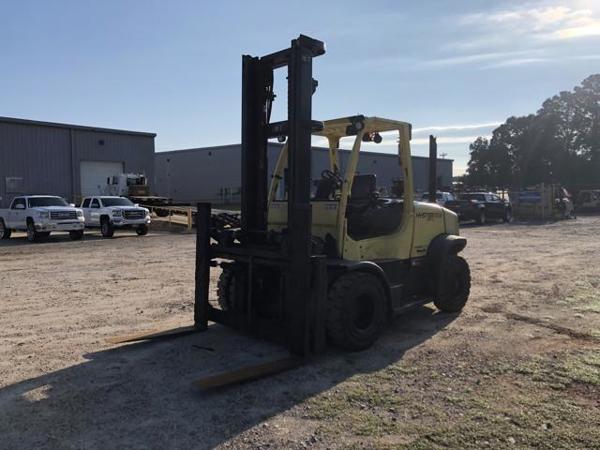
(110, 35, 470, 386)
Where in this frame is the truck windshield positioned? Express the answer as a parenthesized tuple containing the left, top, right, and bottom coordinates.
(101, 197, 134, 207)
(28, 197, 69, 207)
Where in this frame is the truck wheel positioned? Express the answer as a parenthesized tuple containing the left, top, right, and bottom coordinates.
(434, 255, 471, 313)
(326, 272, 387, 351)
(503, 208, 512, 223)
(136, 224, 149, 236)
(476, 209, 486, 225)
(69, 230, 84, 240)
(0, 219, 11, 239)
(26, 220, 40, 243)
(100, 217, 115, 238)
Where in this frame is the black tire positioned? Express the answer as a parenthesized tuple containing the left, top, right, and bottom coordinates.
(326, 272, 387, 351)
(476, 209, 486, 225)
(69, 230, 83, 240)
(38, 232, 51, 239)
(100, 217, 115, 238)
(503, 208, 512, 223)
(136, 224, 149, 236)
(217, 266, 244, 311)
(26, 220, 40, 243)
(434, 255, 471, 313)
(0, 219, 11, 239)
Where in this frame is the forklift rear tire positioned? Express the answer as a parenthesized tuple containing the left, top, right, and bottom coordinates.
(100, 218, 115, 238)
(434, 255, 471, 313)
(136, 224, 149, 236)
(326, 272, 387, 351)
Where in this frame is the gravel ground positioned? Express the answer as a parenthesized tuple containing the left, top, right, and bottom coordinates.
(0, 219, 599, 449)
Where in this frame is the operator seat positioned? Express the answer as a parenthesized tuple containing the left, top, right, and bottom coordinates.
(346, 174, 404, 240)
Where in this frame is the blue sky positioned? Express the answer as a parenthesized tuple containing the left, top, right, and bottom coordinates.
(1, 1, 599, 174)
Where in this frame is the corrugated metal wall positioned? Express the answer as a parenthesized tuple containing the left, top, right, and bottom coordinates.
(0, 122, 72, 208)
(154, 143, 453, 205)
(0, 119, 155, 208)
(71, 130, 155, 200)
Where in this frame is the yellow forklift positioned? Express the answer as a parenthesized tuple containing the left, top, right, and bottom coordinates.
(111, 35, 470, 386)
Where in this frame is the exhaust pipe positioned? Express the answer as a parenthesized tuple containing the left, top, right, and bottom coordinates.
(428, 135, 437, 203)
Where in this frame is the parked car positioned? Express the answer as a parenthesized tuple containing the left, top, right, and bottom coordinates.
(0, 195, 85, 242)
(419, 191, 456, 206)
(575, 189, 600, 212)
(80, 196, 151, 237)
(445, 192, 512, 224)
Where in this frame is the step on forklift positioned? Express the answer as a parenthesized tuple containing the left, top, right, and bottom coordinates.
(109, 35, 471, 388)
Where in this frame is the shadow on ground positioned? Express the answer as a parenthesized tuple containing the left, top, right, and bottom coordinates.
(0, 231, 170, 247)
(0, 306, 457, 449)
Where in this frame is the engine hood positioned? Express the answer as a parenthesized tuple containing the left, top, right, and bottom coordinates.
(34, 206, 80, 212)
(106, 206, 149, 213)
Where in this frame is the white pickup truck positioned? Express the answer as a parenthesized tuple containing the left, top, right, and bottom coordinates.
(80, 196, 151, 237)
(0, 195, 85, 242)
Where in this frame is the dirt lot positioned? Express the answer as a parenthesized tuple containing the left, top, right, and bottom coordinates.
(1, 219, 599, 449)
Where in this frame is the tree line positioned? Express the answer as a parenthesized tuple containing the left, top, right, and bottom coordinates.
(465, 74, 600, 189)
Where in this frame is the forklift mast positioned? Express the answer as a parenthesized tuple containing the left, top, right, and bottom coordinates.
(241, 35, 325, 239)
(193, 35, 327, 357)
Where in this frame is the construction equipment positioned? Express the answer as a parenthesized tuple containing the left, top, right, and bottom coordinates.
(110, 35, 471, 387)
(105, 173, 184, 216)
(575, 189, 600, 212)
(509, 184, 574, 220)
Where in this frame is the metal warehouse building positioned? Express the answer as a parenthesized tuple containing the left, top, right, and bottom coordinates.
(0, 117, 156, 208)
(155, 143, 453, 205)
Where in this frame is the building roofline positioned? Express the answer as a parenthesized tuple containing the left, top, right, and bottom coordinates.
(0, 116, 157, 138)
(157, 142, 454, 162)
(157, 143, 243, 155)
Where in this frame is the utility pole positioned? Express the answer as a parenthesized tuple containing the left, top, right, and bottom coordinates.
(428, 135, 437, 203)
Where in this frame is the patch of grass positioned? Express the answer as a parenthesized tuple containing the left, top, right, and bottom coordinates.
(400, 394, 600, 450)
(563, 278, 600, 313)
(514, 350, 600, 388)
(304, 351, 600, 448)
(564, 351, 600, 385)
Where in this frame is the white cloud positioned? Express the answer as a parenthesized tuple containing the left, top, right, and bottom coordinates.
(411, 136, 487, 146)
(440, 3, 600, 69)
(483, 57, 550, 68)
(413, 122, 502, 133)
(459, 4, 600, 42)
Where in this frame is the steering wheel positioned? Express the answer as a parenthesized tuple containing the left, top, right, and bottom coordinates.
(321, 169, 343, 189)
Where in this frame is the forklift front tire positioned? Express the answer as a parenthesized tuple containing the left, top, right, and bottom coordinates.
(326, 272, 387, 351)
(434, 255, 471, 313)
(217, 266, 245, 311)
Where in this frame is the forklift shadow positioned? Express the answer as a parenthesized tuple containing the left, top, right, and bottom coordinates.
(0, 306, 456, 449)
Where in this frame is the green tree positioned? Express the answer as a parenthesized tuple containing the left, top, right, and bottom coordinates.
(465, 74, 600, 188)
